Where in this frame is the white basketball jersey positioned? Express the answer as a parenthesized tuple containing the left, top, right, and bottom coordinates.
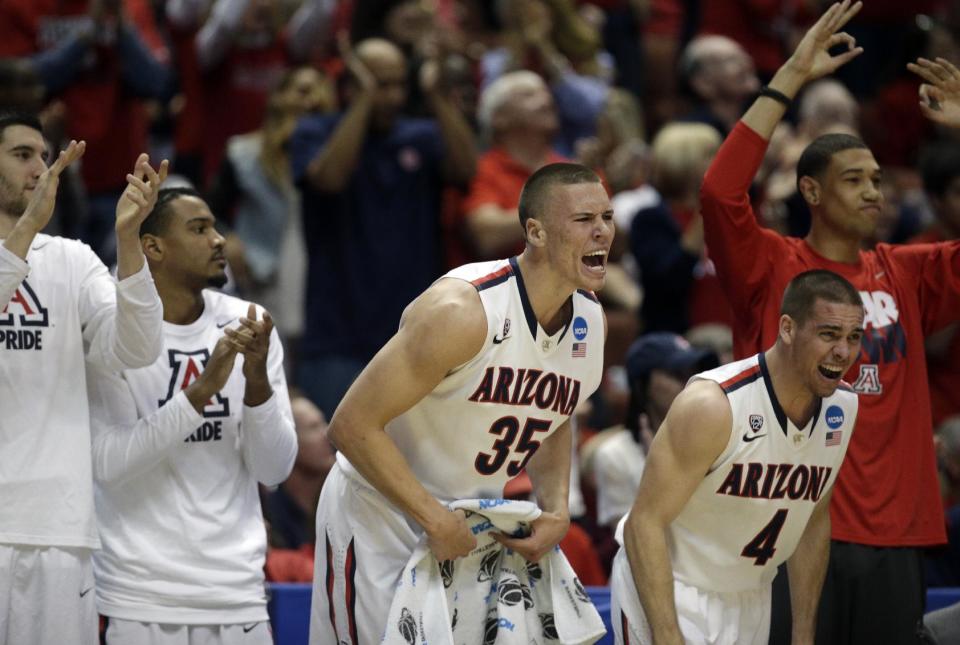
(338, 257, 605, 501)
(668, 353, 857, 592)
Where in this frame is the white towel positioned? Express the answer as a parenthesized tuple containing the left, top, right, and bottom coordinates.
(381, 498, 607, 645)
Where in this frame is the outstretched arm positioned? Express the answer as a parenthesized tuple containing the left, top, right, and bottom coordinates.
(742, 0, 863, 141)
(622, 380, 732, 645)
(328, 277, 488, 560)
(907, 57, 960, 130)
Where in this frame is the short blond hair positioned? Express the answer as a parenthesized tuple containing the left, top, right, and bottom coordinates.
(650, 123, 721, 200)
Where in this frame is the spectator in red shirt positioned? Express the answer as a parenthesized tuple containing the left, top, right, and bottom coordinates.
(0, 0, 173, 263)
(699, 3, 960, 642)
(462, 71, 565, 260)
(171, 0, 336, 186)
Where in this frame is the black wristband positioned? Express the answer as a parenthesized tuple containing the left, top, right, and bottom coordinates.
(759, 85, 792, 107)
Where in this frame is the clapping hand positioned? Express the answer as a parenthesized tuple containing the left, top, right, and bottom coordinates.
(20, 140, 85, 234)
(115, 153, 169, 235)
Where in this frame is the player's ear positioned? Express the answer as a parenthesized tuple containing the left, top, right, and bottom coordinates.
(778, 313, 796, 345)
(526, 218, 547, 248)
(798, 176, 820, 207)
(141, 234, 163, 262)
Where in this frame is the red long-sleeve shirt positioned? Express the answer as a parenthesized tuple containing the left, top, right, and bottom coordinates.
(700, 122, 960, 547)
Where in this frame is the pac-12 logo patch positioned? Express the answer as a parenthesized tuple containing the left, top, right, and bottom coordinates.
(749, 414, 764, 431)
(572, 316, 588, 340)
(825, 405, 844, 429)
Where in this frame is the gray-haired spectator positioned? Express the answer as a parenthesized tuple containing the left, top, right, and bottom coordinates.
(462, 70, 565, 260)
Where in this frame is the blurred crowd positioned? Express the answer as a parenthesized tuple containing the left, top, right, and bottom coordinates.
(3, 0, 960, 590)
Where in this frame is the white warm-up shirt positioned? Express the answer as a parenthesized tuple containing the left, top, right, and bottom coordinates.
(0, 235, 162, 549)
(88, 289, 297, 624)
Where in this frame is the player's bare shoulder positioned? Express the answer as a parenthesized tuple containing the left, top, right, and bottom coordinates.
(661, 379, 733, 459)
(398, 277, 488, 370)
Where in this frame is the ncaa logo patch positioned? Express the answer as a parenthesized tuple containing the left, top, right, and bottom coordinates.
(573, 316, 588, 340)
(825, 405, 844, 429)
(749, 414, 764, 431)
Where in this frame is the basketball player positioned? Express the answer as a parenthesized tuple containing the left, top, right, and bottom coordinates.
(309, 163, 611, 643)
(86, 188, 298, 644)
(0, 112, 167, 644)
(611, 270, 864, 645)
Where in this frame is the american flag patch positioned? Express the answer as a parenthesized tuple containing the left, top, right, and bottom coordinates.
(572, 342, 586, 357)
(825, 430, 841, 447)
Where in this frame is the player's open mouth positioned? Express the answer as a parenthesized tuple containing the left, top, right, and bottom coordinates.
(818, 365, 843, 380)
(582, 250, 607, 275)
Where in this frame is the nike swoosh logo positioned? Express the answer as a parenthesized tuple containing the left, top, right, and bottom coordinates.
(492, 335, 509, 344)
(243, 624, 257, 633)
(742, 433, 767, 442)
(216, 318, 236, 329)
(79, 587, 93, 598)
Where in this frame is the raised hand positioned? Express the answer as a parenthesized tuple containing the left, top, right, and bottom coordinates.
(115, 153, 169, 235)
(337, 31, 377, 94)
(907, 57, 960, 129)
(20, 140, 85, 234)
(784, 1, 863, 84)
(419, 58, 439, 95)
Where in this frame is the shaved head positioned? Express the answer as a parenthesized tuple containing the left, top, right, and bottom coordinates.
(354, 38, 405, 68)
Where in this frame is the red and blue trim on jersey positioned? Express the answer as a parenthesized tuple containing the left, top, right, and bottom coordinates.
(345, 539, 358, 644)
(719, 364, 761, 394)
(324, 532, 340, 642)
(471, 265, 514, 292)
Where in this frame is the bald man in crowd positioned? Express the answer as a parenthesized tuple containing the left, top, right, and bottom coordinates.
(289, 38, 477, 417)
(679, 35, 761, 136)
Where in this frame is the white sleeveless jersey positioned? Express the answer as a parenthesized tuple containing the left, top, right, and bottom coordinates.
(338, 257, 605, 501)
(668, 353, 857, 592)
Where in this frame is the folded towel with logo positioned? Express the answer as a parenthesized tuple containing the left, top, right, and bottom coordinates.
(381, 498, 606, 645)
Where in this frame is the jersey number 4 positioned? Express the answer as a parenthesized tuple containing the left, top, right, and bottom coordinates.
(741, 509, 788, 566)
(475, 416, 552, 477)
